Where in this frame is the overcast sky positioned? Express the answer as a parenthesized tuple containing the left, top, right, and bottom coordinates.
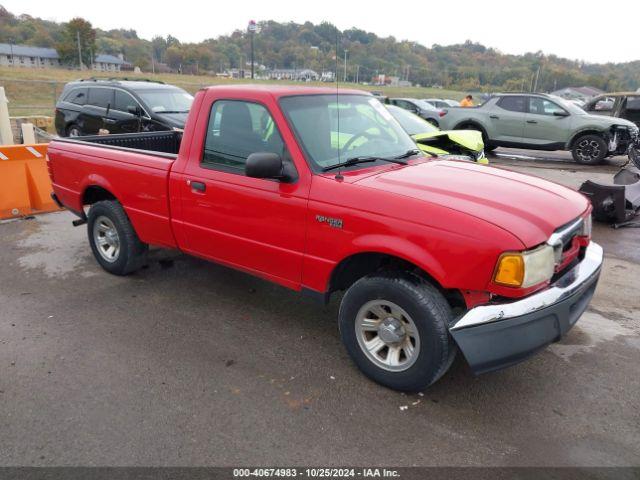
(3, 0, 639, 64)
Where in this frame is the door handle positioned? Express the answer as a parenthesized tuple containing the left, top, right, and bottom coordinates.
(489, 115, 499, 119)
(187, 180, 206, 192)
(103, 118, 117, 124)
(526, 120, 538, 124)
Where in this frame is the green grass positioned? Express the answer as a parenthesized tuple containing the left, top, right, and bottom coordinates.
(0, 66, 467, 117)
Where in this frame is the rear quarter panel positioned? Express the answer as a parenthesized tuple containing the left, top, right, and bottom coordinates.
(48, 141, 177, 248)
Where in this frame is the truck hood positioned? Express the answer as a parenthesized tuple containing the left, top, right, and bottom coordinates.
(354, 160, 588, 247)
(580, 112, 637, 129)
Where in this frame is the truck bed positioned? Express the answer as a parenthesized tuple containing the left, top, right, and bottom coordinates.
(48, 132, 179, 248)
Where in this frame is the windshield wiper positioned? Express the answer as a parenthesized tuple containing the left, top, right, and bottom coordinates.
(393, 148, 422, 159)
(156, 110, 189, 114)
(322, 155, 409, 172)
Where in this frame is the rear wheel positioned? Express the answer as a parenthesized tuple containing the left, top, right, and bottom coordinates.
(66, 124, 82, 137)
(339, 272, 456, 391)
(87, 200, 148, 275)
(572, 134, 607, 164)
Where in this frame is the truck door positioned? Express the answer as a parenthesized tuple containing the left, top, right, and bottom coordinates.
(522, 97, 571, 147)
(176, 99, 307, 287)
(490, 96, 527, 144)
(621, 96, 640, 127)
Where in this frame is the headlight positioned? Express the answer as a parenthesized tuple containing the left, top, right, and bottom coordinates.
(494, 245, 555, 288)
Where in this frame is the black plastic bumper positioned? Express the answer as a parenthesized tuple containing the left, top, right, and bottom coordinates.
(450, 244, 602, 375)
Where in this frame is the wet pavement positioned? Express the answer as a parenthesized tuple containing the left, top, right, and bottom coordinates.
(0, 151, 639, 466)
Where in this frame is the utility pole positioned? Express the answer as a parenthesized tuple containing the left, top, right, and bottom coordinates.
(533, 66, 541, 93)
(9, 39, 14, 67)
(343, 49, 348, 83)
(248, 20, 257, 80)
(76, 30, 83, 70)
(355, 65, 360, 84)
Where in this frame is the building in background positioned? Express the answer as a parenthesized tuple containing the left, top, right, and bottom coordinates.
(93, 54, 129, 72)
(0, 43, 60, 68)
(551, 86, 605, 103)
(268, 68, 319, 82)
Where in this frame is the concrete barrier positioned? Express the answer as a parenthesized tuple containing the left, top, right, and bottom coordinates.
(0, 143, 61, 219)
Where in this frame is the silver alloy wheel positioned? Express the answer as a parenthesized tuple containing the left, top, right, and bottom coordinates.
(576, 139, 601, 162)
(93, 215, 120, 263)
(355, 300, 420, 372)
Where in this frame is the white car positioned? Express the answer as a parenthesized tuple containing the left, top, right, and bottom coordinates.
(424, 98, 460, 109)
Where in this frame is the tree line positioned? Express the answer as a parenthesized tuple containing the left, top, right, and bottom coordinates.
(1, 5, 638, 92)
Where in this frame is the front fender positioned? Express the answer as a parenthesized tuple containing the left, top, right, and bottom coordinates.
(344, 234, 447, 285)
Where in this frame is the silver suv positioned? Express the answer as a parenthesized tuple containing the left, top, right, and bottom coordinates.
(440, 93, 639, 164)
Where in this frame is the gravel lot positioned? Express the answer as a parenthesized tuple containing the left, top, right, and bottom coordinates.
(1, 150, 639, 467)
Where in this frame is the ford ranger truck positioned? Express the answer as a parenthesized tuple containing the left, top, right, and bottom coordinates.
(48, 85, 603, 391)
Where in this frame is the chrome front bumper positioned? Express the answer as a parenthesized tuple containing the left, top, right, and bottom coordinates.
(452, 242, 603, 331)
(449, 242, 603, 374)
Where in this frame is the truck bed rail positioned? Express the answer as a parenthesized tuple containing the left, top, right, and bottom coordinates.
(57, 131, 182, 156)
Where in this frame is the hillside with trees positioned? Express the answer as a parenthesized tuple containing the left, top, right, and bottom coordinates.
(1, 5, 638, 92)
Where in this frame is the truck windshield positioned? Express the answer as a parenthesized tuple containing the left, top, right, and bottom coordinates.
(280, 94, 419, 171)
(138, 89, 194, 113)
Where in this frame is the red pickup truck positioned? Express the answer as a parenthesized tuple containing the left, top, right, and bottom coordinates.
(48, 85, 603, 391)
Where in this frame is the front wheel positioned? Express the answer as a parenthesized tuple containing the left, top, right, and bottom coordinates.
(338, 272, 456, 391)
(572, 134, 607, 165)
(87, 200, 148, 275)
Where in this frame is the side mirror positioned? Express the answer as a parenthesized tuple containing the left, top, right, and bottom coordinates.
(127, 105, 142, 116)
(553, 110, 570, 117)
(245, 152, 285, 180)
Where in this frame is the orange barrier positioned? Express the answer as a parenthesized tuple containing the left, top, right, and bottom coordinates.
(0, 144, 61, 219)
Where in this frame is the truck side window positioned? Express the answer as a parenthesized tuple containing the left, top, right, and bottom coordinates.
(497, 96, 526, 113)
(202, 100, 285, 173)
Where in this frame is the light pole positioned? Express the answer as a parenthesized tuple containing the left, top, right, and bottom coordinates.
(343, 49, 348, 83)
(9, 38, 14, 67)
(248, 20, 258, 80)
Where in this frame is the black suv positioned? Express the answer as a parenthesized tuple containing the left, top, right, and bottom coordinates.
(54, 78, 193, 137)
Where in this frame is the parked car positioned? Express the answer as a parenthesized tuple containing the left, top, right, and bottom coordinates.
(55, 78, 194, 137)
(387, 98, 444, 127)
(424, 98, 460, 109)
(439, 93, 639, 164)
(48, 86, 602, 391)
(583, 93, 640, 128)
(385, 104, 487, 163)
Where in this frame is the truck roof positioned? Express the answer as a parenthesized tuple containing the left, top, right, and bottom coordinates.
(201, 84, 370, 98)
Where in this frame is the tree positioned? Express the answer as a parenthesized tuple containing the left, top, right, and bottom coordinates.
(56, 17, 95, 68)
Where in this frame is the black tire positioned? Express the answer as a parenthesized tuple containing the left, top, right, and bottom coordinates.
(66, 124, 82, 137)
(339, 272, 456, 391)
(571, 134, 607, 165)
(87, 200, 148, 275)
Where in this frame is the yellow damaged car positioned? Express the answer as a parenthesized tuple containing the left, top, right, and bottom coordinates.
(386, 104, 488, 163)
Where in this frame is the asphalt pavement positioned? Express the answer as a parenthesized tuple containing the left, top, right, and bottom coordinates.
(1, 151, 639, 467)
